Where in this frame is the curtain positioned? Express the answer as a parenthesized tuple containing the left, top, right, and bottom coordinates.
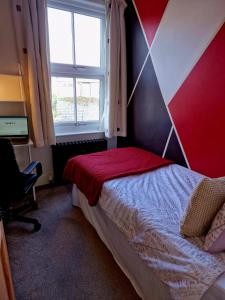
(13, 0, 55, 147)
(104, 0, 127, 138)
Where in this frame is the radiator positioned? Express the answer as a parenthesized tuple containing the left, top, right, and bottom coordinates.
(51, 139, 107, 185)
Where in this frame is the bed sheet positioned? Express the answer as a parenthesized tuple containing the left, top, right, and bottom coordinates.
(73, 186, 169, 300)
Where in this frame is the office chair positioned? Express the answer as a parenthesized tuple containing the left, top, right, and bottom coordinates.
(0, 138, 42, 232)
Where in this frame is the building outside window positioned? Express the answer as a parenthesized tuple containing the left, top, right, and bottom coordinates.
(47, 1, 106, 135)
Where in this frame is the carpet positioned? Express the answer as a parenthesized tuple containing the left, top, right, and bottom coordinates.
(5, 185, 139, 300)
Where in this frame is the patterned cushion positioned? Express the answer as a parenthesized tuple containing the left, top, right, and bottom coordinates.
(180, 177, 225, 237)
(204, 202, 225, 253)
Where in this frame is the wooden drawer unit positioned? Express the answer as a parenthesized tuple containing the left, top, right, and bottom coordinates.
(0, 220, 15, 300)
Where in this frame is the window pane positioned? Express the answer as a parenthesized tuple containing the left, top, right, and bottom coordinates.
(74, 14, 100, 67)
(51, 77, 75, 122)
(76, 78, 100, 122)
(48, 8, 73, 64)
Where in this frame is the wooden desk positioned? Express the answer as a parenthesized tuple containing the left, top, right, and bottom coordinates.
(0, 220, 15, 300)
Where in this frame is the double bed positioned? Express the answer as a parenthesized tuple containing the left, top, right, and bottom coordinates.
(65, 149, 225, 299)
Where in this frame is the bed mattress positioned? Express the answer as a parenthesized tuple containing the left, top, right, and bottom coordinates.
(72, 164, 225, 300)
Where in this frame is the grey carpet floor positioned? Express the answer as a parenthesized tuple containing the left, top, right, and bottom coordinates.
(5, 185, 140, 300)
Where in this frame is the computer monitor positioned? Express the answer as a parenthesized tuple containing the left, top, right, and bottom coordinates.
(0, 116, 29, 139)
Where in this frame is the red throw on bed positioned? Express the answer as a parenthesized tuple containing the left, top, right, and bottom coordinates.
(63, 147, 172, 206)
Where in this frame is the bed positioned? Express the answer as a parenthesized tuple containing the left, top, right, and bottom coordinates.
(65, 148, 225, 300)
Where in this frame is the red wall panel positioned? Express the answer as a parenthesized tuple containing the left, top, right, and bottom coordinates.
(134, 0, 168, 47)
(169, 23, 225, 177)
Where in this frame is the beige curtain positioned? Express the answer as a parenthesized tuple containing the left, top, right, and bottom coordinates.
(104, 0, 127, 138)
(12, 0, 55, 147)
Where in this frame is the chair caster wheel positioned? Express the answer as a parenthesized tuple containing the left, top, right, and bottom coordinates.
(33, 222, 41, 232)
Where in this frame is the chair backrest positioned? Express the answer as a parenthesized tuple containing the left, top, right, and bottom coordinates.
(0, 139, 21, 197)
(0, 138, 20, 173)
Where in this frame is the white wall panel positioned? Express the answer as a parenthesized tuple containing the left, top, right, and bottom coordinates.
(150, 0, 225, 104)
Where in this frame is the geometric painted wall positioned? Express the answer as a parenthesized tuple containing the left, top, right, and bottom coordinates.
(125, 0, 225, 177)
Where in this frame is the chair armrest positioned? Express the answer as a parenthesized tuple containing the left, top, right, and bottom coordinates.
(23, 161, 42, 177)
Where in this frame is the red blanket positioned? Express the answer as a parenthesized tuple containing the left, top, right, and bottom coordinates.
(64, 147, 172, 206)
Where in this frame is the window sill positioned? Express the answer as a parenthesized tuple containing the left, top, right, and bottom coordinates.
(56, 130, 105, 143)
(56, 129, 104, 136)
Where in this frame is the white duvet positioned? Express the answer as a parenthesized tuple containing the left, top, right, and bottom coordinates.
(98, 164, 225, 300)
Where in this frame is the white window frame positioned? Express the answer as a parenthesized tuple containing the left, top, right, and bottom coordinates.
(48, 0, 106, 135)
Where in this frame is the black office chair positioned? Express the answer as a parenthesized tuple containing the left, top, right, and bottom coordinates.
(0, 138, 42, 232)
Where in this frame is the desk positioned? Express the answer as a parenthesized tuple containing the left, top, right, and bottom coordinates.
(13, 140, 36, 201)
(0, 220, 15, 300)
(13, 139, 32, 162)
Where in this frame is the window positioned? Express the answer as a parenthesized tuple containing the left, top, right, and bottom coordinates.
(47, 1, 105, 135)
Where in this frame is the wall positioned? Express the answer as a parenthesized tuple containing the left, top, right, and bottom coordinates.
(0, 1, 19, 74)
(125, 0, 225, 177)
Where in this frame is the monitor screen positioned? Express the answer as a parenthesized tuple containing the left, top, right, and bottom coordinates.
(0, 116, 29, 137)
